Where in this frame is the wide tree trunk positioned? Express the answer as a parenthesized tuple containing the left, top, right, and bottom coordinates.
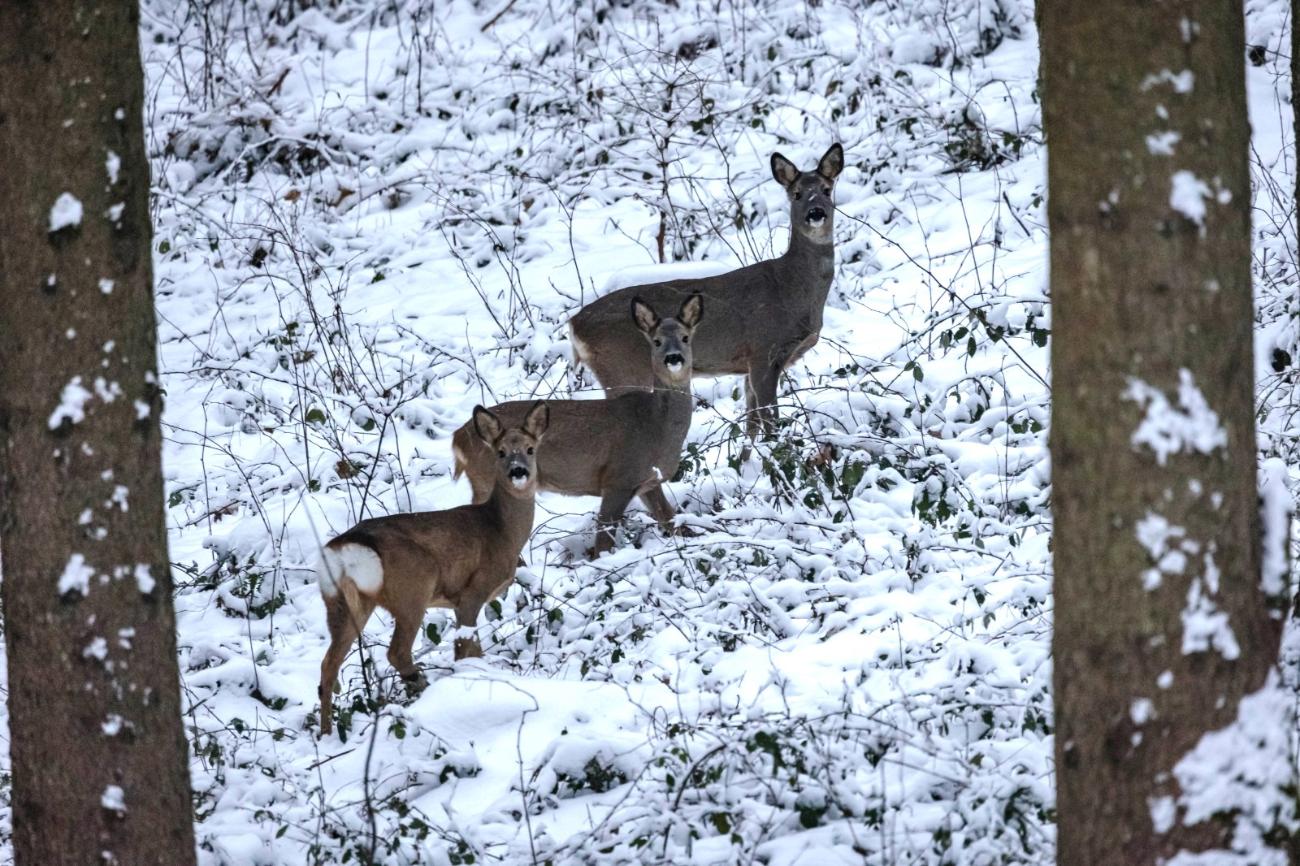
(1042, 0, 1289, 863)
(0, 3, 197, 864)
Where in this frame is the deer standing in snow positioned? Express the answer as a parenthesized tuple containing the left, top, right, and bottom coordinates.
(568, 143, 844, 448)
(316, 402, 548, 735)
(453, 295, 703, 556)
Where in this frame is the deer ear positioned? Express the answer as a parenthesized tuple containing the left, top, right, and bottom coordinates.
(678, 293, 704, 329)
(522, 401, 549, 439)
(817, 143, 844, 182)
(771, 152, 800, 188)
(631, 297, 659, 335)
(472, 406, 503, 445)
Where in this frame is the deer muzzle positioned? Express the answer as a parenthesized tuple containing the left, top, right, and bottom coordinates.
(806, 206, 827, 227)
(508, 465, 531, 488)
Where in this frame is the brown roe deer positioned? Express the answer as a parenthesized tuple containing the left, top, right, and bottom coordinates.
(568, 143, 843, 448)
(315, 402, 548, 735)
(453, 294, 703, 556)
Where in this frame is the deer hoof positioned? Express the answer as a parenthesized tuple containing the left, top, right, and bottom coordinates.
(401, 671, 429, 694)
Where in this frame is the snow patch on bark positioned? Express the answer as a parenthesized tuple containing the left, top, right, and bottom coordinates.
(49, 376, 93, 429)
(1258, 458, 1291, 602)
(49, 192, 84, 232)
(1170, 170, 1211, 225)
(58, 553, 94, 596)
(1167, 671, 1295, 864)
(1124, 370, 1227, 465)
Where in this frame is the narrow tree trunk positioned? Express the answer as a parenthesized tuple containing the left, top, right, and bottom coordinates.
(0, 4, 197, 864)
(1294, 0, 1300, 225)
(1042, 1, 1288, 863)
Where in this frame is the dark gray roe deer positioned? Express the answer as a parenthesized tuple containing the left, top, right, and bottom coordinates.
(454, 294, 703, 556)
(316, 402, 548, 735)
(568, 143, 843, 446)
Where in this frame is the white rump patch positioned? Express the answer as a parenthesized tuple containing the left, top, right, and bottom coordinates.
(569, 324, 593, 368)
(318, 543, 383, 597)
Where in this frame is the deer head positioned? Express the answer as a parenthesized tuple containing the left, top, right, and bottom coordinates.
(631, 293, 704, 388)
(472, 401, 549, 496)
(771, 142, 844, 245)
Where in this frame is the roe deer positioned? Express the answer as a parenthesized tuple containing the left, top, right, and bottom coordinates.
(568, 143, 844, 449)
(453, 294, 703, 557)
(316, 401, 549, 735)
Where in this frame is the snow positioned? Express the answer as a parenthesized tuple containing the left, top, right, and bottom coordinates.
(1125, 369, 1228, 465)
(1169, 170, 1211, 225)
(1181, 571, 1240, 660)
(133, 564, 155, 594)
(1142, 69, 1196, 93)
(1149, 794, 1176, 833)
(100, 785, 126, 813)
(1259, 458, 1290, 600)
(48, 376, 92, 429)
(57, 553, 94, 597)
(83, 636, 108, 662)
(1135, 512, 1189, 590)
(1146, 130, 1181, 155)
(98, 278, 115, 295)
(1170, 672, 1294, 861)
(48, 192, 83, 232)
(105, 150, 121, 186)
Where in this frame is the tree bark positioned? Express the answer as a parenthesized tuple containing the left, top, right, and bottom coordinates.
(0, 4, 197, 865)
(1042, 1, 1288, 863)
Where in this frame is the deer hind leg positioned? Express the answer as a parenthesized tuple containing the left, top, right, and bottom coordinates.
(640, 485, 696, 538)
(593, 487, 637, 557)
(388, 610, 429, 693)
(741, 364, 781, 458)
(318, 590, 377, 736)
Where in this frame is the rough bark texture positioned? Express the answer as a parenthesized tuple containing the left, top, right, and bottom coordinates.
(0, 3, 197, 864)
(1042, 1, 1286, 863)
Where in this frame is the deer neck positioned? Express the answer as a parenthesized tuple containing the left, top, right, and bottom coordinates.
(781, 227, 836, 300)
(484, 481, 536, 550)
(649, 376, 694, 419)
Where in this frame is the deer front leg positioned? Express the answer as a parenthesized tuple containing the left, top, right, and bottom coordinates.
(453, 598, 484, 660)
(592, 487, 637, 557)
(741, 363, 781, 458)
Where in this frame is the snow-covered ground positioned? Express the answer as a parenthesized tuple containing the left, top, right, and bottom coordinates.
(0, 0, 1297, 862)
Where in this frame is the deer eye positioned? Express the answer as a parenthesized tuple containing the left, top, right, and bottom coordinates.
(527, 447, 534, 455)
(497, 449, 506, 458)
(654, 339, 662, 347)
(682, 336, 689, 343)
(794, 192, 802, 200)
(822, 187, 830, 195)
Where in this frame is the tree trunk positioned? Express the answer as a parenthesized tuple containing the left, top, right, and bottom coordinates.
(0, 4, 197, 864)
(1042, 1, 1289, 863)
(1294, 0, 1299, 225)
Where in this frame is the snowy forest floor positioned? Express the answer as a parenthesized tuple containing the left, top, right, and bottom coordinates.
(2, 0, 1300, 863)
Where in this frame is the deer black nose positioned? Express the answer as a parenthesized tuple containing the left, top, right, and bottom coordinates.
(664, 353, 685, 368)
(806, 207, 827, 223)
(508, 466, 529, 480)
